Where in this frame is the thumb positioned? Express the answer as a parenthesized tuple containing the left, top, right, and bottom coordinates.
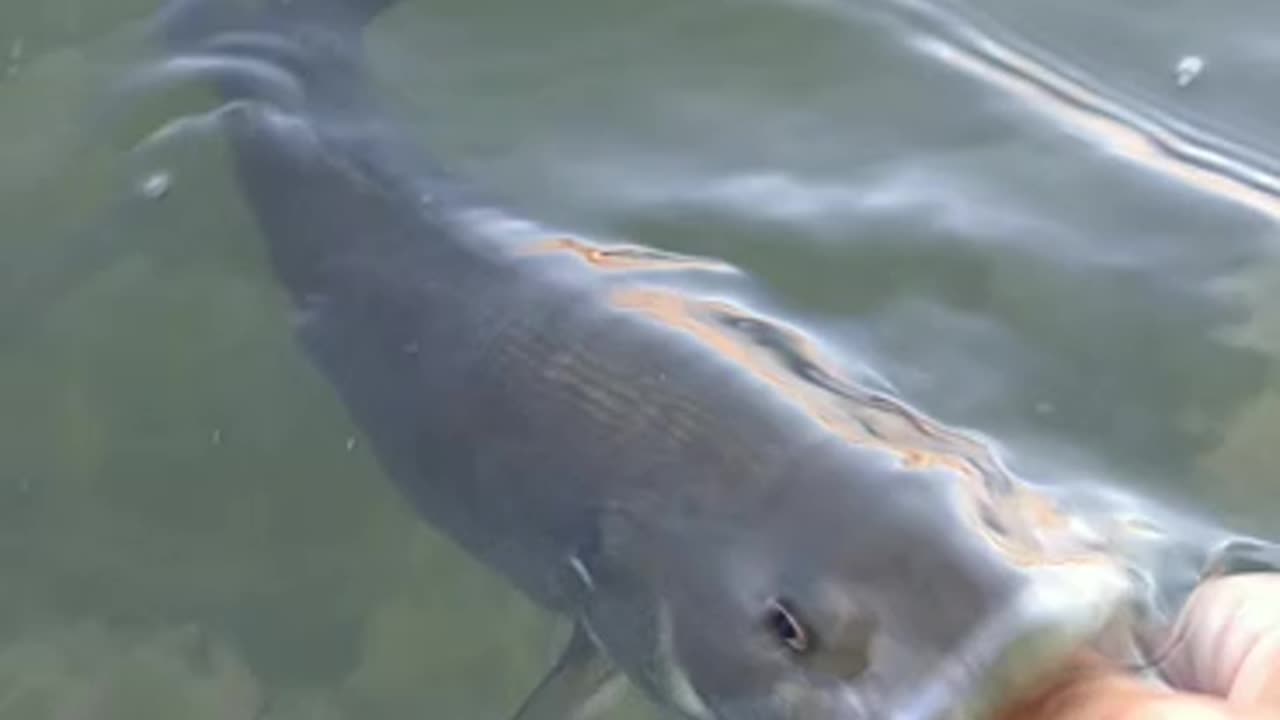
(1161, 573, 1280, 708)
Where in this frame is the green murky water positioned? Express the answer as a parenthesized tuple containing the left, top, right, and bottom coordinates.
(2, 0, 1279, 717)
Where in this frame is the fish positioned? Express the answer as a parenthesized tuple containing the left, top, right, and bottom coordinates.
(140, 0, 1139, 717)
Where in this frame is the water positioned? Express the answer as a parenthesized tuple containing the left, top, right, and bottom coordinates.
(2, 0, 1279, 717)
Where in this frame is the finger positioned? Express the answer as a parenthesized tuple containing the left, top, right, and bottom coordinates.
(1162, 573, 1280, 707)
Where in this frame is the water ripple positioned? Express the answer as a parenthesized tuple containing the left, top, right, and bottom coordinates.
(782, 0, 1280, 224)
(892, 0, 1280, 224)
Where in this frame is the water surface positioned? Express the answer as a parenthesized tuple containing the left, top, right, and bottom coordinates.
(2, 0, 1279, 717)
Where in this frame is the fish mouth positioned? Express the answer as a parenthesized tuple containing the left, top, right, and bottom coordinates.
(690, 561, 1133, 720)
(882, 563, 1135, 720)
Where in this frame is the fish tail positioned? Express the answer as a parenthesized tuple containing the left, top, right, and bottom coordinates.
(150, 0, 400, 112)
(156, 0, 397, 48)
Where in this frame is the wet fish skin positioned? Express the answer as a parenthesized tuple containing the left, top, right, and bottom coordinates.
(147, 1, 1133, 718)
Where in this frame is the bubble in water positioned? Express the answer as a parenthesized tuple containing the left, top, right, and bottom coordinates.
(139, 171, 173, 200)
(1175, 55, 1205, 87)
(345, 436, 358, 452)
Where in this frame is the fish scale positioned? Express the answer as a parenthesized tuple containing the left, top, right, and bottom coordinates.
(146, 0, 1142, 717)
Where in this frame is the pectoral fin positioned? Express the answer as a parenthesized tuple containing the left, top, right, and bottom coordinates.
(511, 622, 621, 720)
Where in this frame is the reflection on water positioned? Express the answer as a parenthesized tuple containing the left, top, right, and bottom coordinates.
(894, 0, 1280, 223)
(1, 0, 1278, 718)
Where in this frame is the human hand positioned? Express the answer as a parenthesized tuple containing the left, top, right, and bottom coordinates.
(996, 573, 1280, 720)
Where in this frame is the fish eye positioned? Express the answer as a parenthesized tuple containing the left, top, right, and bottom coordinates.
(764, 598, 810, 654)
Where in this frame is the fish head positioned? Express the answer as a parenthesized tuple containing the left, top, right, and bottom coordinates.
(641, 446, 1135, 719)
